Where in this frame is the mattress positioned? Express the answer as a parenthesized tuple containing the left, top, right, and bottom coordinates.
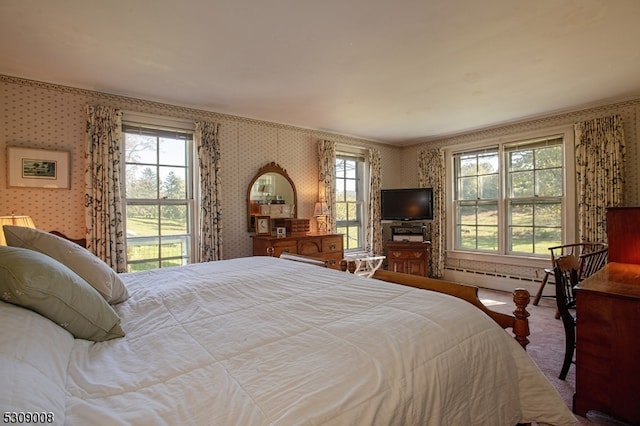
(1, 256, 576, 425)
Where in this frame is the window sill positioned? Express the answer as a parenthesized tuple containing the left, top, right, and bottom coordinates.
(446, 250, 548, 269)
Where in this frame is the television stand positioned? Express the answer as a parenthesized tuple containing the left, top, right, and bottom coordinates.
(391, 224, 425, 242)
(386, 241, 431, 277)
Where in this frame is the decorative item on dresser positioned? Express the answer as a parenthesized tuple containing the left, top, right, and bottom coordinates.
(573, 207, 640, 425)
(313, 201, 329, 233)
(252, 233, 344, 270)
(247, 162, 297, 232)
(386, 241, 431, 276)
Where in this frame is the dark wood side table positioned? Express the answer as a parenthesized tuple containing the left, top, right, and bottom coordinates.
(386, 241, 431, 277)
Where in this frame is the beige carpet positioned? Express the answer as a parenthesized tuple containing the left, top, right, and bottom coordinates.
(477, 288, 591, 425)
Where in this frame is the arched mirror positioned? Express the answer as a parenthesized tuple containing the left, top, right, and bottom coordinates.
(247, 162, 297, 232)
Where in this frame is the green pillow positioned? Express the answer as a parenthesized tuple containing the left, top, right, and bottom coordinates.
(0, 246, 125, 342)
(3, 225, 129, 304)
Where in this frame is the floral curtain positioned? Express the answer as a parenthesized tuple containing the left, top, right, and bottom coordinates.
(195, 121, 223, 262)
(575, 114, 625, 243)
(418, 148, 446, 278)
(367, 148, 383, 255)
(317, 140, 336, 233)
(85, 105, 126, 272)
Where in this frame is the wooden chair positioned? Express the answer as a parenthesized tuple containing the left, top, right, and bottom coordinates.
(553, 254, 580, 380)
(533, 242, 607, 306)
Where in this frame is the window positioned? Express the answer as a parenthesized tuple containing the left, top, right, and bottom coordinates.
(335, 154, 365, 251)
(452, 135, 566, 257)
(454, 149, 500, 251)
(506, 139, 563, 254)
(123, 124, 195, 272)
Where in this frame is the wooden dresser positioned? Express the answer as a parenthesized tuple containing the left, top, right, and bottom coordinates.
(573, 207, 640, 424)
(252, 233, 344, 270)
(386, 241, 431, 276)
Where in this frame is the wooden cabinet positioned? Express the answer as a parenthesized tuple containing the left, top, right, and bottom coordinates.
(607, 206, 640, 264)
(253, 233, 344, 270)
(386, 241, 430, 277)
(573, 207, 640, 424)
(574, 263, 640, 424)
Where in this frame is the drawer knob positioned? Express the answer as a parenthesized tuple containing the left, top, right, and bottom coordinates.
(329, 244, 336, 250)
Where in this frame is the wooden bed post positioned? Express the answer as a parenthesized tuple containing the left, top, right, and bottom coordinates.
(370, 269, 532, 349)
(512, 288, 530, 349)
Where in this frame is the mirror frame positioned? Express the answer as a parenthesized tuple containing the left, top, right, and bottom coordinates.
(247, 162, 297, 232)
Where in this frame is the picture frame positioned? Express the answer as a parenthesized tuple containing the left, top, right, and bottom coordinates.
(276, 227, 286, 238)
(255, 215, 271, 236)
(7, 147, 70, 189)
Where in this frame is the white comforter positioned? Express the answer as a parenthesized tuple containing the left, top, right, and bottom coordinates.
(5, 256, 577, 425)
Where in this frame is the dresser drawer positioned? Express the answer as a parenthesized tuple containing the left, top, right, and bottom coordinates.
(323, 252, 344, 270)
(322, 236, 343, 253)
(389, 249, 426, 260)
(298, 238, 323, 256)
(271, 240, 298, 256)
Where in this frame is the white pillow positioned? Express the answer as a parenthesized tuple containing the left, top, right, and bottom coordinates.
(3, 225, 129, 304)
(0, 245, 125, 341)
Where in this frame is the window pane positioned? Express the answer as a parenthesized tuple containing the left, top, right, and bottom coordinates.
(479, 174, 499, 199)
(477, 226, 498, 250)
(127, 205, 159, 237)
(511, 226, 533, 253)
(511, 202, 534, 226)
(335, 159, 345, 177)
(535, 228, 562, 254)
(458, 204, 477, 225)
(126, 237, 160, 270)
(345, 179, 356, 199)
(536, 169, 563, 197)
(510, 171, 534, 198)
(159, 137, 186, 166)
(125, 134, 157, 164)
(535, 202, 562, 227)
(478, 153, 499, 174)
(535, 146, 562, 168)
(127, 166, 158, 199)
(458, 177, 477, 200)
(160, 235, 189, 257)
(458, 156, 477, 176)
(458, 225, 477, 249)
(160, 205, 188, 233)
(509, 150, 533, 171)
(478, 204, 498, 226)
(160, 167, 187, 199)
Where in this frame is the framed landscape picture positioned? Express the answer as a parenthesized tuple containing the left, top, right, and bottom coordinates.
(7, 147, 70, 189)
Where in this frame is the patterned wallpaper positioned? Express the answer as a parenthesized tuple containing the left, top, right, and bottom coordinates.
(2, 75, 638, 282)
(0, 75, 398, 259)
(402, 96, 640, 281)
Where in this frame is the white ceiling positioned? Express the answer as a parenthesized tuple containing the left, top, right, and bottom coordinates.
(2, 0, 640, 145)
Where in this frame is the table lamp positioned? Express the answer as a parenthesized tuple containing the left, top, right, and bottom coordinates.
(314, 202, 329, 233)
(0, 215, 36, 245)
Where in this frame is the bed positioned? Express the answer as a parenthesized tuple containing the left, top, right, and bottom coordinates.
(0, 227, 576, 425)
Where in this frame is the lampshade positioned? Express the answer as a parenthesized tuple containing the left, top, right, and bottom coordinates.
(0, 215, 36, 245)
(314, 202, 329, 216)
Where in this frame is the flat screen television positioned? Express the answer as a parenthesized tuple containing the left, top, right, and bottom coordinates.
(380, 188, 434, 221)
